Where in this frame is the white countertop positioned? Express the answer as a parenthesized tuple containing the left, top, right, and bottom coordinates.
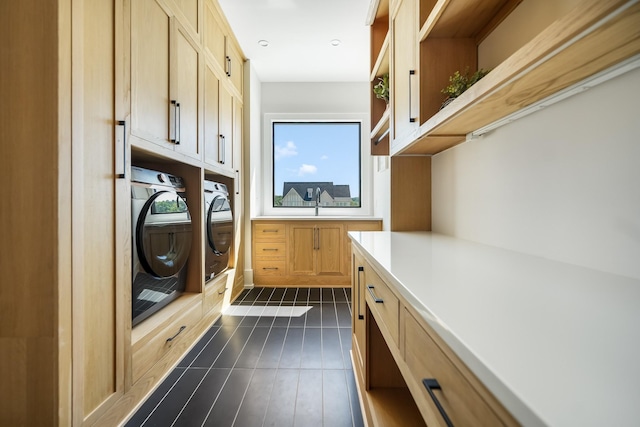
(252, 216, 382, 221)
(349, 231, 640, 427)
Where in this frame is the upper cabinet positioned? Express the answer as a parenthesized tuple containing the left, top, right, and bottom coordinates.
(130, 0, 202, 161)
(391, 0, 419, 143)
(204, 0, 244, 97)
(372, 0, 640, 156)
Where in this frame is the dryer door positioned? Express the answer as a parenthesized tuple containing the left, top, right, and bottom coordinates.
(206, 194, 233, 255)
(136, 190, 192, 278)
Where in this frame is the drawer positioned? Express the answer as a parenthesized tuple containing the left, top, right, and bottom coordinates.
(365, 265, 399, 346)
(253, 223, 286, 241)
(204, 274, 228, 314)
(404, 310, 505, 427)
(254, 241, 286, 258)
(254, 259, 286, 276)
(132, 302, 202, 383)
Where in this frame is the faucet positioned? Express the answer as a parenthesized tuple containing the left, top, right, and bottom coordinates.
(314, 187, 321, 216)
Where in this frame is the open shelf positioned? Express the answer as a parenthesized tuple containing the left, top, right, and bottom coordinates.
(392, 0, 640, 155)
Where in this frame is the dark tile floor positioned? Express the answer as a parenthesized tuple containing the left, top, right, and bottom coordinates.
(125, 287, 364, 427)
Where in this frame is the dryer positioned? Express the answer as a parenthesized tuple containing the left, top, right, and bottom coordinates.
(131, 166, 192, 326)
(204, 179, 233, 282)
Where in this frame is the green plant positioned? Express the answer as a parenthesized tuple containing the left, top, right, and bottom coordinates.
(373, 73, 389, 104)
(441, 68, 490, 100)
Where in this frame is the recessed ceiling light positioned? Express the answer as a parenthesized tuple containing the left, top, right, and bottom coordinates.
(330, 39, 341, 46)
(258, 40, 269, 47)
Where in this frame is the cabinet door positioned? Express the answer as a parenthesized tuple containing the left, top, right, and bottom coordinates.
(392, 0, 418, 142)
(130, 0, 172, 148)
(74, 0, 128, 423)
(218, 83, 233, 169)
(204, 0, 226, 71)
(172, 0, 199, 35)
(316, 224, 343, 275)
(352, 249, 367, 381)
(227, 40, 244, 96)
(203, 61, 221, 166)
(289, 224, 316, 275)
(233, 98, 242, 172)
(172, 21, 201, 159)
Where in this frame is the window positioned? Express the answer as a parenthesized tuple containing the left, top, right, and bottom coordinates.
(272, 122, 361, 209)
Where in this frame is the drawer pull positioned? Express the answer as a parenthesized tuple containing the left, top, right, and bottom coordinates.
(423, 379, 454, 427)
(262, 248, 279, 251)
(263, 267, 279, 270)
(366, 285, 383, 303)
(166, 326, 186, 343)
(218, 287, 228, 295)
(262, 229, 279, 233)
(357, 266, 364, 319)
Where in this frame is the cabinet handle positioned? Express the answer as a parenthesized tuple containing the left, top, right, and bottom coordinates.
(235, 169, 240, 195)
(218, 287, 228, 295)
(170, 100, 181, 144)
(218, 134, 225, 164)
(226, 55, 232, 77)
(262, 267, 279, 270)
(262, 248, 279, 252)
(357, 266, 364, 319)
(422, 379, 454, 427)
(409, 70, 416, 123)
(116, 120, 126, 179)
(366, 285, 383, 303)
(262, 229, 279, 233)
(166, 325, 186, 343)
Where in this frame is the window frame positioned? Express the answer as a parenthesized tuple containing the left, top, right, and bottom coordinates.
(262, 112, 372, 217)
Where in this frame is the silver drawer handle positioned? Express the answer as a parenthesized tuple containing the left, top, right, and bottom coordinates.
(218, 287, 228, 295)
(423, 379, 454, 427)
(366, 285, 383, 303)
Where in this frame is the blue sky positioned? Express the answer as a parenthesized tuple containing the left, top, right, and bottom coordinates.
(273, 122, 361, 198)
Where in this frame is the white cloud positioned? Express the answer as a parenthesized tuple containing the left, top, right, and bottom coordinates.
(274, 141, 297, 160)
(298, 164, 317, 176)
(320, 155, 329, 160)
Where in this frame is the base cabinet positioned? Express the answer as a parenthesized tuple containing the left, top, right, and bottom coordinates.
(252, 220, 382, 287)
(350, 244, 519, 427)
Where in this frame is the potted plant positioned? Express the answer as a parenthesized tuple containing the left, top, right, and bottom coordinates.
(441, 67, 490, 109)
(373, 73, 389, 106)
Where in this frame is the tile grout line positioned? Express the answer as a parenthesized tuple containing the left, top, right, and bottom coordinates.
(230, 287, 286, 427)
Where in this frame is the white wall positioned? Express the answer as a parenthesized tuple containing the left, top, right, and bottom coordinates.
(431, 67, 640, 279)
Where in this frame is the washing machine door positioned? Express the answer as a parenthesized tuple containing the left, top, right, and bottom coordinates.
(136, 190, 192, 278)
(206, 194, 233, 255)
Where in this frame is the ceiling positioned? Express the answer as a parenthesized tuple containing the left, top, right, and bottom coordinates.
(217, 0, 371, 83)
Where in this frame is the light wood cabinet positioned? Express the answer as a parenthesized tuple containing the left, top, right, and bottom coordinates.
(252, 220, 382, 287)
(391, 0, 419, 142)
(390, 0, 640, 155)
(351, 243, 518, 427)
(204, 0, 244, 97)
(130, 0, 202, 160)
(203, 60, 234, 170)
(2, 0, 244, 425)
(289, 223, 344, 276)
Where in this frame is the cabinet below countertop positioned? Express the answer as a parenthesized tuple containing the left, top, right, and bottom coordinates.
(252, 219, 382, 287)
(349, 231, 640, 427)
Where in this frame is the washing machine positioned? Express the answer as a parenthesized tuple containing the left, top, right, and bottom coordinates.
(204, 179, 233, 282)
(131, 166, 192, 326)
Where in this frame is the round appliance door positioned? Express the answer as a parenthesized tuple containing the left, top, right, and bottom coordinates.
(207, 194, 233, 255)
(136, 190, 192, 278)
